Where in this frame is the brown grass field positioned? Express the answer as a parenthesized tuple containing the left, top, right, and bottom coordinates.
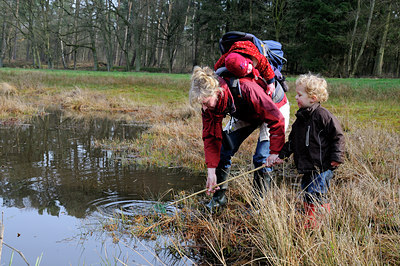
(1, 68, 399, 264)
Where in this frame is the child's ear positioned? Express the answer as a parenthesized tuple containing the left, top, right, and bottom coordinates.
(311, 95, 318, 103)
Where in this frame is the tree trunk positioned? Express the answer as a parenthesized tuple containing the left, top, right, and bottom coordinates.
(347, 0, 360, 77)
(43, 0, 53, 69)
(351, 0, 375, 77)
(57, 0, 67, 69)
(133, 1, 142, 72)
(154, 2, 163, 67)
(113, 0, 121, 66)
(12, 0, 20, 60)
(90, 40, 98, 71)
(102, 0, 113, 72)
(73, 0, 80, 70)
(166, 1, 174, 73)
(121, 1, 132, 71)
(34, 46, 41, 68)
(0, 20, 6, 67)
(144, 1, 149, 67)
(373, 2, 391, 77)
(273, 0, 286, 41)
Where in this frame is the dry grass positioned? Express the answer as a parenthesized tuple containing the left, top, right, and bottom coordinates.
(58, 87, 138, 112)
(0, 82, 40, 119)
(0, 82, 18, 96)
(103, 103, 263, 171)
(120, 116, 400, 265)
(1, 68, 399, 264)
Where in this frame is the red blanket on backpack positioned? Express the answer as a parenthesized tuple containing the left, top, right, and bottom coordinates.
(214, 41, 275, 82)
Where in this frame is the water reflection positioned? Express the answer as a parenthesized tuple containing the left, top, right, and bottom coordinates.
(0, 111, 204, 218)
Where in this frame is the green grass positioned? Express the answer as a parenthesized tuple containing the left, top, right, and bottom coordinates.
(286, 76, 400, 90)
(0, 68, 190, 105)
(0, 67, 190, 79)
(1, 68, 399, 130)
(284, 78, 400, 132)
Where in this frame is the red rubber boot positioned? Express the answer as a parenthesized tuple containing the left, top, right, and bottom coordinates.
(304, 202, 331, 229)
(304, 202, 318, 229)
(321, 203, 331, 214)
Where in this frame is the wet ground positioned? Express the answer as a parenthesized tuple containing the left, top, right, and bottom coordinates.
(0, 111, 204, 265)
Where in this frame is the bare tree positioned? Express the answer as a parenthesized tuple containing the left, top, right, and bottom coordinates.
(111, 0, 136, 71)
(40, 0, 54, 69)
(0, 18, 8, 67)
(159, 0, 190, 73)
(272, 0, 287, 41)
(0, 0, 12, 67)
(351, 0, 376, 77)
(373, 1, 392, 77)
(96, 0, 115, 71)
(12, 0, 19, 60)
(347, 0, 361, 77)
(73, 0, 81, 69)
(56, 0, 68, 68)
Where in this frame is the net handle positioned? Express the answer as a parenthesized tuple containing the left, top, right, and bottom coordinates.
(168, 165, 265, 206)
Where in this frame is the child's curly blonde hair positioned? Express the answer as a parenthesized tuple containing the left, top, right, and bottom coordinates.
(189, 66, 222, 107)
(296, 72, 329, 103)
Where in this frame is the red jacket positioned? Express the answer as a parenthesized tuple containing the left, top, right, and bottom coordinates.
(202, 77, 285, 168)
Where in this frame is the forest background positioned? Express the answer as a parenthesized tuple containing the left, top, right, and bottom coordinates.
(0, 0, 399, 78)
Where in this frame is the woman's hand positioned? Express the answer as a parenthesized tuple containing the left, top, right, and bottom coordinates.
(206, 168, 219, 195)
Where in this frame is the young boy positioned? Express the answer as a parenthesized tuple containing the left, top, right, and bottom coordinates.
(274, 73, 345, 228)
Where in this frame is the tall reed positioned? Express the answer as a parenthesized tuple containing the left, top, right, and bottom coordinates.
(128, 116, 400, 265)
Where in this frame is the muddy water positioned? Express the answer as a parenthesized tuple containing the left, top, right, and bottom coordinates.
(0, 111, 204, 265)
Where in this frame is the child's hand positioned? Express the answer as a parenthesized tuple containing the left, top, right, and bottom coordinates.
(247, 63, 253, 74)
(275, 158, 284, 165)
(266, 82, 275, 96)
(265, 154, 279, 167)
(331, 161, 341, 167)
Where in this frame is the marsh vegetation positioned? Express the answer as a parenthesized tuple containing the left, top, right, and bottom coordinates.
(0, 68, 399, 265)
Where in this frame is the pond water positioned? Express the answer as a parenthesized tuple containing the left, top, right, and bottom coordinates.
(0, 111, 204, 265)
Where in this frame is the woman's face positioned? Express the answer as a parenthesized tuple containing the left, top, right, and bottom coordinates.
(201, 95, 218, 111)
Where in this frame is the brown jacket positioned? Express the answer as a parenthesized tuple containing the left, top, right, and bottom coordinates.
(279, 103, 345, 173)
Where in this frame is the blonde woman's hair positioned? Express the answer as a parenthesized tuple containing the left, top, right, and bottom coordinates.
(296, 72, 329, 103)
(189, 66, 223, 107)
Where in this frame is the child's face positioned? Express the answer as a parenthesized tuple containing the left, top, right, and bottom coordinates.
(295, 84, 316, 108)
(247, 63, 253, 74)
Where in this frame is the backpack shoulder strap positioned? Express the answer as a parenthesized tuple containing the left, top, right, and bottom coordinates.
(215, 67, 242, 100)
